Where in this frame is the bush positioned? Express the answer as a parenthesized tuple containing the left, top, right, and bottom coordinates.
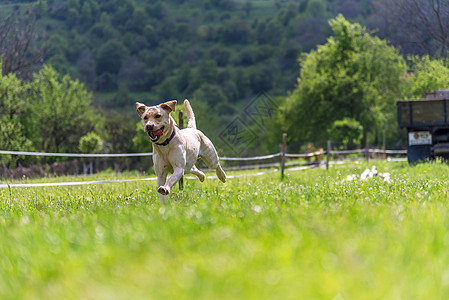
(79, 132, 104, 154)
(328, 118, 363, 149)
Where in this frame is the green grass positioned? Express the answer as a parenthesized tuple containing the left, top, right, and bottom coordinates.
(1, 161, 449, 299)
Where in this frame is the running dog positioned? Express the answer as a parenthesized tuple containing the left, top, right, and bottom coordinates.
(136, 99, 226, 204)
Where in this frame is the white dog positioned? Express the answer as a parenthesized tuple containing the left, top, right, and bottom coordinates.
(136, 99, 226, 204)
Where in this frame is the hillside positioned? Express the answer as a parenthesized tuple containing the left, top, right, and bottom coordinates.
(0, 0, 378, 115)
(4, 0, 447, 158)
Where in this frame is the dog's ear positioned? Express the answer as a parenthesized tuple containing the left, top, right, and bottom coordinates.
(136, 102, 146, 117)
(160, 100, 177, 113)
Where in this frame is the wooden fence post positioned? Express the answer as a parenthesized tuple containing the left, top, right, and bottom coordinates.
(178, 109, 184, 190)
(326, 140, 331, 170)
(280, 133, 287, 180)
(365, 140, 370, 162)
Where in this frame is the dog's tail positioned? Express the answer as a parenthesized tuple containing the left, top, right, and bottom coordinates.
(184, 99, 196, 129)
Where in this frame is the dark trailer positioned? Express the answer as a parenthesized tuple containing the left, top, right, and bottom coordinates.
(397, 90, 449, 163)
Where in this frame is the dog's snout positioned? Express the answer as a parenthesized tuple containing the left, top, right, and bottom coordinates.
(145, 124, 154, 131)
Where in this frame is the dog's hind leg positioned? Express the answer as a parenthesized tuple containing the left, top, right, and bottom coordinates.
(215, 164, 226, 183)
(199, 139, 227, 183)
(190, 165, 205, 182)
(200, 158, 226, 183)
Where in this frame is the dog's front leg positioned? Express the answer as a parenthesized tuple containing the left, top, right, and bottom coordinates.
(157, 170, 168, 204)
(158, 166, 184, 196)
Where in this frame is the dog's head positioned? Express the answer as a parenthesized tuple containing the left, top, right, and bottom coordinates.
(136, 100, 177, 143)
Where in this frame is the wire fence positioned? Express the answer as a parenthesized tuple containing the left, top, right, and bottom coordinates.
(0, 108, 409, 179)
(0, 150, 153, 158)
(0, 142, 408, 180)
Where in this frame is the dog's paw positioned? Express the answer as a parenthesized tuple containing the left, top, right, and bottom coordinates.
(198, 172, 205, 182)
(158, 186, 171, 195)
(219, 175, 226, 183)
(216, 166, 227, 183)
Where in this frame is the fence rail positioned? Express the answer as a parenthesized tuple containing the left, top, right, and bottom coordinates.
(0, 150, 153, 158)
(285, 150, 325, 158)
(221, 153, 281, 161)
(0, 148, 408, 158)
(0, 142, 408, 179)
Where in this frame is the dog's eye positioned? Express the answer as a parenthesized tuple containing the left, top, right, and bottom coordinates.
(155, 114, 161, 119)
(144, 116, 148, 120)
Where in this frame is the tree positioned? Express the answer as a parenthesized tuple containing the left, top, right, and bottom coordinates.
(79, 131, 103, 175)
(76, 50, 97, 90)
(278, 15, 408, 146)
(307, 0, 327, 18)
(248, 64, 275, 93)
(102, 111, 136, 153)
(193, 84, 228, 107)
(220, 17, 251, 44)
(29, 66, 99, 154)
(79, 132, 103, 154)
(0, 10, 47, 79)
(96, 39, 129, 75)
(208, 45, 231, 67)
(133, 121, 153, 154)
(328, 118, 363, 149)
(0, 119, 35, 168)
(244, 1, 252, 16)
(0, 63, 34, 167)
(143, 24, 157, 46)
(377, 0, 449, 57)
(406, 56, 449, 98)
(112, 0, 135, 27)
(0, 61, 27, 119)
(117, 57, 147, 91)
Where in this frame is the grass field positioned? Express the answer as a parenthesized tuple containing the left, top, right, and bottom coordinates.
(1, 160, 449, 299)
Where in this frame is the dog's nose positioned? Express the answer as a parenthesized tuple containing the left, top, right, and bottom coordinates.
(145, 124, 154, 131)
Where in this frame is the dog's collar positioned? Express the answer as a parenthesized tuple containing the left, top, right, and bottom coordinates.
(155, 129, 176, 146)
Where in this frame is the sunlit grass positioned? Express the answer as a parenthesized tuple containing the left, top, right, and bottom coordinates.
(1, 160, 449, 299)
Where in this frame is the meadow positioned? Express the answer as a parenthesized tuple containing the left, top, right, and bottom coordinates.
(1, 160, 449, 299)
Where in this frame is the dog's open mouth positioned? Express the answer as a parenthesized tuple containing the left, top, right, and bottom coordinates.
(148, 126, 165, 142)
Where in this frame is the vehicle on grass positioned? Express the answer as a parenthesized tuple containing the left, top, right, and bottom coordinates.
(397, 89, 449, 162)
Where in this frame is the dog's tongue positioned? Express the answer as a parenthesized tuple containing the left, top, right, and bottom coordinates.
(153, 128, 164, 136)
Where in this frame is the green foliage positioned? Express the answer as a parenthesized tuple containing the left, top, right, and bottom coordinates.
(29, 65, 99, 154)
(79, 132, 103, 154)
(132, 121, 153, 153)
(406, 56, 449, 99)
(307, 0, 327, 17)
(25, 0, 359, 104)
(0, 60, 107, 165)
(0, 63, 27, 120)
(0, 118, 34, 168)
(279, 15, 408, 146)
(328, 118, 363, 148)
(96, 40, 129, 75)
(101, 110, 136, 153)
(0, 62, 34, 167)
(7, 1, 449, 157)
(193, 83, 228, 106)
